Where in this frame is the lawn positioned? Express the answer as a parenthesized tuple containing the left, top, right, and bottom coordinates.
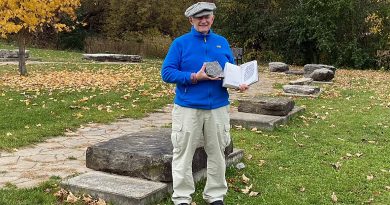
(1, 44, 390, 204)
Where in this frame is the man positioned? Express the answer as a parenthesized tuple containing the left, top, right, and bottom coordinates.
(161, 2, 248, 205)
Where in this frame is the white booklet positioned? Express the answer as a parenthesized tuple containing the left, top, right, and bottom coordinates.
(222, 60, 258, 89)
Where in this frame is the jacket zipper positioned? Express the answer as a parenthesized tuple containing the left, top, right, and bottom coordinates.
(204, 35, 212, 109)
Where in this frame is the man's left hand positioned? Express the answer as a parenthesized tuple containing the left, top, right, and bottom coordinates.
(238, 84, 249, 92)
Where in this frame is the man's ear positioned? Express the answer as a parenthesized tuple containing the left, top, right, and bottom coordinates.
(189, 17, 194, 25)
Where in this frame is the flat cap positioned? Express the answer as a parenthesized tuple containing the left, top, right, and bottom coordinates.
(184, 2, 216, 18)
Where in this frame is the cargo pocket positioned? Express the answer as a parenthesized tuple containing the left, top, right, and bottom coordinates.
(171, 122, 183, 153)
(223, 124, 231, 148)
(218, 123, 231, 150)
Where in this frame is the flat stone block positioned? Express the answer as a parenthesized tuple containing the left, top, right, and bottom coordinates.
(238, 97, 294, 116)
(0, 49, 29, 58)
(230, 106, 305, 130)
(63, 149, 244, 205)
(86, 129, 233, 182)
(61, 171, 169, 205)
(289, 78, 313, 85)
(83, 54, 142, 62)
(283, 85, 320, 95)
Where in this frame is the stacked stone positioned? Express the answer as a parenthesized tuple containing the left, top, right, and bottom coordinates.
(86, 128, 235, 182)
(230, 96, 304, 131)
(237, 97, 294, 116)
(304, 64, 335, 82)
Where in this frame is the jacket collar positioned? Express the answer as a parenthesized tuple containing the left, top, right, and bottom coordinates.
(190, 26, 213, 38)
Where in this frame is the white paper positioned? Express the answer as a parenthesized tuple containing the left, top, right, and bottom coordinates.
(222, 60, 258, 88)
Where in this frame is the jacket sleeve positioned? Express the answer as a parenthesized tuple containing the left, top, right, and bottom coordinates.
(226, 40, 235, 64)
(161, 40, 192, 85)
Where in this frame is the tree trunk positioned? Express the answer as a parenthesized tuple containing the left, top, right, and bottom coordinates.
(17, 32, 28, 76)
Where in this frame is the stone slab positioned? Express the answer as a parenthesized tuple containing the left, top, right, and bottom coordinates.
(230, 106, 304, 130)
(86, 129, 233, 182)
(0, 58, 41, 62)
(63, 148, 243, 205)
(283, 85, 320, 95)
(61, 171, 169, 205)
(289, 78, 313, 85)
(238, 97, 294, 116)
(83, 54, 142, 62)
(282, 89, 322, 98)
(0, 49, 30, 58)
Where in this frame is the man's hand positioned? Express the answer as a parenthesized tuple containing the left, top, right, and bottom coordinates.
(238, 84, 249, 92)
(195, 64, 221, 81)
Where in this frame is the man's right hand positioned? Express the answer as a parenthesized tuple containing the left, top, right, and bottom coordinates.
(195, 64, 221, 81)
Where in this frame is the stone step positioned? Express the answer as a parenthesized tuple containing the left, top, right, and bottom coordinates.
(230, 106, 305, 130)
(62, 171, 170, 205)
(86, 128, 233, 182)
(62, 149, 244, 205)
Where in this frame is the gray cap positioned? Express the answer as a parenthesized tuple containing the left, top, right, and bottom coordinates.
(184, 2, 216, 18)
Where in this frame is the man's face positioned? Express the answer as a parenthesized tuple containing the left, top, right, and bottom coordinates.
(190, 14, 215, 34)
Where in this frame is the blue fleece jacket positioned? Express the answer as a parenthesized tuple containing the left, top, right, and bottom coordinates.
(161, 27, 235, 110)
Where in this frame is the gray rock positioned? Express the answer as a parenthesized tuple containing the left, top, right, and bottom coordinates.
(83, 54, 142, 62)
(309, 68, 334, 81)
(303, 64, 336, 77)
(269, 62, 289, 72)
(62, 171, 169, 205)
(230, 106, 305, 131)
(283, 85, 320, 95)
(86, 128, 233, 182)
(205, 61, 224, 78)
(289, 78, 313, 85)
(235, 162, 245, 170)
(238, 97, 294, 116)
(0, 49, 30, 58)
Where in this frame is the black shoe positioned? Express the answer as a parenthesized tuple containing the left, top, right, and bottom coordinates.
(210, 200, 224, 205)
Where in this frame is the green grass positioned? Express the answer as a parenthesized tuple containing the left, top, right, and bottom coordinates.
(158, 73, 390, 204)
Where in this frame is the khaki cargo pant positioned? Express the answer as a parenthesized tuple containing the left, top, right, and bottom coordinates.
(171, 104, 231, 205)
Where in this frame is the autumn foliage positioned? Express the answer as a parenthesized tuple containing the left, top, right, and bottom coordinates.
(0, 0, 81, 75)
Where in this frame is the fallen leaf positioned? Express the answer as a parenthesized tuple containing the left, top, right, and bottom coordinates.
(66, 192, 78, 203)
(53, 188, 68, 199)
(331, 162, 342, 170)
(367, 175, 374, 181)
(251, 127, 258, 132)
(331, 192, 338, 203)
(6, 132, 12, 136)
(355, 153, 363, 157)
(96, 198, 107, 205)
(242, 174, 250, 184)
(247, 154, 253, 160)
(82, 194, 93, 203)
(241, 184, 253, 194)
(191, 202, 197, 205)
(385, 186, 390, 191)
(258, 160, 266, 167)
(300, 187, 306, 192)
(249, 191, 259, 197)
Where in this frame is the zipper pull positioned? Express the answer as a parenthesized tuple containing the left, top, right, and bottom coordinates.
(204, 36, 206, 43)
